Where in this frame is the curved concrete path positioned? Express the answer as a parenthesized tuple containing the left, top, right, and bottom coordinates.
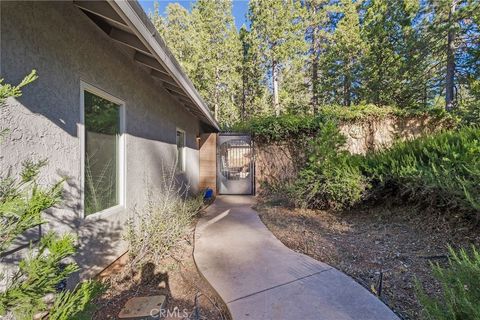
(194, 196, 399, 320)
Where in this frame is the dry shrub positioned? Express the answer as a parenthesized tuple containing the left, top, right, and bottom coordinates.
(124, 164, 203, 271)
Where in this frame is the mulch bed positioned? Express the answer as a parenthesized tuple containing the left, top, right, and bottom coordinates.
(89, 219, 230, 320)
(256, 198, 480, 320)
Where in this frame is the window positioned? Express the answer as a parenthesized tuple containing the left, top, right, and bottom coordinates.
(176, 129, 186, 172)
(81, 85, 124, 216)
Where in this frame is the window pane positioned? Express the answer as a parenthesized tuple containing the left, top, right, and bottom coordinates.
(176, 130, 185, 171)
(84, 91, 120, 215)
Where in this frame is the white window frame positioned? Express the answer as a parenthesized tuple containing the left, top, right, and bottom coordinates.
(176, 128, 186, 172)
(79, 81, 126, 219)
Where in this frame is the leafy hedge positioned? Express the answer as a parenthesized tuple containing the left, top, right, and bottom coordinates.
(231, 105, 453, 142)
(292, 126, 480, 214)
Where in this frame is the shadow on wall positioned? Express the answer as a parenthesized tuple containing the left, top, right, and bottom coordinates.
(46, 172, 125, 282)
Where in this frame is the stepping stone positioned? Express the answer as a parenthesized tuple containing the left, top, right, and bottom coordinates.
(118, 295, 166, 320)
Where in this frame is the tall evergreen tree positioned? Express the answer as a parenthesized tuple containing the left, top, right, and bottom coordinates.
(425, 0, 480, 111)
(248, 0, 307, 115)
(157, 3, 198, 76)
(360, 0, 428, 108)
(320, 0, 365, 106)
(190, 0, 241, 124)
(152, 0, 241, 125)
(303, 0, 330, 113)
(239, 26, 270, 120)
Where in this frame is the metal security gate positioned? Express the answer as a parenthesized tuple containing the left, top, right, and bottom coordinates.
(217, 133, 254, 195)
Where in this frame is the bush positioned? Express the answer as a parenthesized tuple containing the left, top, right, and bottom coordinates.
(124, 165, 204, 270)
(291, 121, 368, 209)
(231, 104, 452, 142)
(457, 80, 480, 127)
(416, 246, 480, 320)
(363, 127, 480, 214)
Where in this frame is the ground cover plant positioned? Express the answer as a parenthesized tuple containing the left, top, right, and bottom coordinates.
(289, 124, 479, 217)
(416, 246, 480, 320)
(363, 127, 480, 215)
(290, 120, 367, 210)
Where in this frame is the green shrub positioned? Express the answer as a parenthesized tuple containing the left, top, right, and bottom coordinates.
(457, 80, 480, 127)
(416, 246, 480, 320)
(363, 126, 480, 213)
(231, 104, 451, 142)
(291, 121, 367, 209)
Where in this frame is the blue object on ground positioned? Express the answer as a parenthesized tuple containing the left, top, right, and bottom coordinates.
(203, 188, 214, 200)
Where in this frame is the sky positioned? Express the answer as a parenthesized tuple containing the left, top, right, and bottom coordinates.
(138, 0, 250, 30)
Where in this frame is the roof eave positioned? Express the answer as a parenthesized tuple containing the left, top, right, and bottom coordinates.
(108, 0, 220, 131)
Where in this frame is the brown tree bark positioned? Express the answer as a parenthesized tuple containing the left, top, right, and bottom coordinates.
(311, 28, 319, 114)
(445, 0, 457, 111)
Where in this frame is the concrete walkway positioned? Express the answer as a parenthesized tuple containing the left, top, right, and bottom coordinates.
(194, 196, 399, 320)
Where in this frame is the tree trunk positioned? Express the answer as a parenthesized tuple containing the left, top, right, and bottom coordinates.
(445, 0, 457, 111)
(343, 74, 351, 107)
(311, 26, 319, 114)
(241, 65, 247, 120)
(272, 61, 280, 116)
(214, 68, 220, 121)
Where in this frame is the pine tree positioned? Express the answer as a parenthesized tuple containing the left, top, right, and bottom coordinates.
(303, 0, 330, 113)
(239, 26, 270, 120)
(425, 0, 480, 111)
(248, 0, 307, 115)
(319, 0, 365, 106)
(155, 0, 242, 125)
(360, 0, 429, 108)
(190, 0, 241, 125)
(153, 3, 198, 78)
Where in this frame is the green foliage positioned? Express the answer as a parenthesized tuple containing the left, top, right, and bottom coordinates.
(291, 121, 367, 209)
(232, 104, 452, 142)
(0, 232, 78, 319)
(457, 79, 480, 127)
(151, 0, 479, 119)
(0, 160, 63, 252)
(416, 246, 480, 320)
(0, 73, 100, 319)
(363, 127, 480, 213)
(153, 0, 242, 125)
(49, 280, 105, 320)
(0, 70, 38, 104)
(287, 123, 479, 213)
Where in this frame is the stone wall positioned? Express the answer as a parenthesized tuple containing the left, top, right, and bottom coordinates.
(254, 115, 448, 192)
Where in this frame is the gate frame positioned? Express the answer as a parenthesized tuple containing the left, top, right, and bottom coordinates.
(216, 132, 255, 196)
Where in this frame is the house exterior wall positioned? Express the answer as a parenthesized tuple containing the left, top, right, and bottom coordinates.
(0, 1, 205, 278)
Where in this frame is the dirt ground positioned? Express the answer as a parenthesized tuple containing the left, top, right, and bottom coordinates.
(256, 198, 480, 320)
(89, 220, 230, 320)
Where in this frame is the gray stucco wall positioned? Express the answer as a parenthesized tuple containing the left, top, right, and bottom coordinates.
(0, 1, 205, 278)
